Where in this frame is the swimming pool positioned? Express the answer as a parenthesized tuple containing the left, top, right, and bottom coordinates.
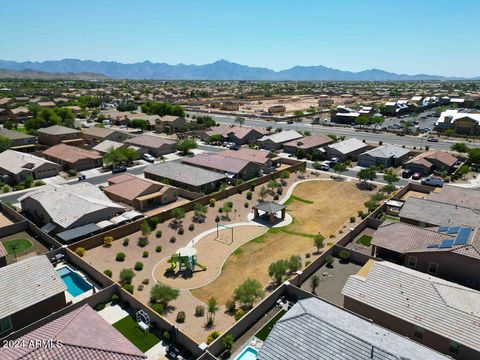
(234, 346, 258, 360)
(56, 266, 93, 297)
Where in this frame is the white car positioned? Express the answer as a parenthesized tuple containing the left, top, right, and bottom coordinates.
(142, 153, 155, 163)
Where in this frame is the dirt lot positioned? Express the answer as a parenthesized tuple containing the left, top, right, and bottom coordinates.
(191, 180, 369, 305)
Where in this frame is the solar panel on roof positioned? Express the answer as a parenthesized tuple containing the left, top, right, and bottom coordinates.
(427, 244, 439, 248)
(439, 239, 455, 249)
(447, 226, 461, 234)
(453, 227, 472, 246)
(438, 226, 449, 233)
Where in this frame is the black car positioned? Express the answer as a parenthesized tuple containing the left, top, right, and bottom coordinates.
(402, 169, 414, 178)
(421, 177, 444, 187)
(112, 166, 127, 174)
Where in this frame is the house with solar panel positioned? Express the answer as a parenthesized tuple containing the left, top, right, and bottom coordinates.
(370, 221, 480, 289)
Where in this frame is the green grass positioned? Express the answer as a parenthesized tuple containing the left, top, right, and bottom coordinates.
(284, 195, 314, 205)
(255, 309, 287, 341)
(381, 214, 400, 222)
(356, 235, 373, 247)
(113, 315, 161, 352)
(4, 239, 33, 255)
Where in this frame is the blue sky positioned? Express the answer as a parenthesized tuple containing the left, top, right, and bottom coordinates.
(1, 0, 479, 77)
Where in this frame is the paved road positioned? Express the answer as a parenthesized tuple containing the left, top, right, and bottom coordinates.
(189, 111, 480, 151)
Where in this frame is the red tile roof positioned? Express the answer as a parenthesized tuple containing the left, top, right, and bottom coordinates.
(283, 134, 332, 149)
(43, 144, 102, 163)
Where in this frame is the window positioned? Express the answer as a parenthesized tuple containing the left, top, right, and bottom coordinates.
(414, 326, 425, 339)
(407, 256, 417, 268)
(428, 262, 439, 275)
(0, 316, 12, 335)
(449, 341, 460, 355)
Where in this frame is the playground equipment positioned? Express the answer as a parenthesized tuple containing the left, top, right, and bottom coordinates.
(136, 310, 150, 333)
(216, 223, 233, 245)
(168, 247, 206, 272)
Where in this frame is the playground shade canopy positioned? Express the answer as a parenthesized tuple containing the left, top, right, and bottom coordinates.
(253, 202, 286, 214)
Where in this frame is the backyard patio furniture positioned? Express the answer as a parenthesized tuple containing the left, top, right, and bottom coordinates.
(136, 310, 150, 333)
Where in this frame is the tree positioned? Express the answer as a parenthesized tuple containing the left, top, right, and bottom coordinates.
(222, 202, 233, 220)
(281, 170, 290, 179)
(468, 148, 480, 165)
(313, 234, 325, 253)
(222, 334, 234, 352)
(357, 167, 377, 185)
(193, 203, 208, 218)
(141, 100, 185, 117)
(0, 135, 11, 152)
(296, 148, 306, 159)
(267, 179, 279, 193)
(131, 118, 148, 130)
(333, 162, 347, 176)
(171, 208, 186, 221)
(206, 297, 219, 326)
(310, 275, 320, 293)
(233, 278, 264, 309)
(140, 221, 152, 238)
(288, 255, 302, 272)
(383, 170, 399, 185)
(103, 236, 113, 247)
(177, 138, 197, 154)
(150, 283, 179, 307)
(234, 117, 245, 126)
(259, 186, 267, 201)
(451, 142, 469, 153)
(268, 260, 289, 284)
(208, 134, 224, 144)
(3, 119, 15, 130)
(119, 268, 135, 284)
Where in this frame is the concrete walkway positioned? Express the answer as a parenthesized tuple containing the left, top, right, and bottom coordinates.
(97, 304, 129, 325)
(144, 341, 168, 360)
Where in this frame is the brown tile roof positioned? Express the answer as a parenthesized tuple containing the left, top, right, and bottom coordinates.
(43, 144, 102, 163)
(124, 135, 175, 149)
(406, 150, 457, 168)
(182, 153, 250, 174)
(283, 134, 332, 149)
(82, 126, 117, 138)
(206, 125, 267, 140)
(37, 125, 81, 135)
(104, 174, 162, 201)
(0, 304, 146, 360)
(427, 185, 480, 210)
(220, 148, 273, 166)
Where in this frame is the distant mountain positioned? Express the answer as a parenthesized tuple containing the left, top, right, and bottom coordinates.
(0, 59, 472, 81)
(0, 68, 109, 80)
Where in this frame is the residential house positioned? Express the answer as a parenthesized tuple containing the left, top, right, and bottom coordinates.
(282, 134, 333, 155)
(10, 107, 32, 122)
(200, 125, 268, 145)
(0, 108, 13, 123)
(0, 150, 60, 183)
(92, 139, 126, 155)
(371, 221, 480, 289)
(0, 256, 66, 336)
(144, 162, 227, 193)
(404, 150, 458, 175)
(19, 183, 125, 232)
(154, 115, 187, 133)
(331, 105, 360, 124)
(435, 109, 480, 135)
(258, 297, 447, 360)
(220, 148, 277, 171)
(257, 130, 303, 151)
(81, 126, 130, 144)
(37, 125, 83, 146)
(0, 127, 36, 152)
(124, 135, 176, 156)
(182, 153, 261, 180)
(384, 100, 410, 117)
(357, 144, 410, 168)
(427, 185, 480, 210)
(43, 143, 103, 171)
(0, 304, 146, 359)
(267, 105, 286, 115)
(323, 137, 368, 161)
(103, 173, 177, 211)
(343, 260, 480, 359)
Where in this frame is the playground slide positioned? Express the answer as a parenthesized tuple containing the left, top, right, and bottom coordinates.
(196, 263, 207, 270)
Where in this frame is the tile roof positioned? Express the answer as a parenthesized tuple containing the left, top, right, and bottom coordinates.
(253, 201, 285, 213)
(219, 148, 273, 166)
(406, 150, 457, 168)
(18, 183, 124, 229)
(0, 150, 59, 175)
(37, 125, 81, 136)
(342, 260, 480, 351)
(427, 185, 480, 210)
(327, 138, 366, 155)
(0, 304, 146, 359)
(258, 297, 447, 360)
(43, 143, 102, 163)
(92, 139, 125, 153)
(259, 130, 303, 144)
(82, 126, 118, 138)
(144, 162, 226, 186)
(182, 153, 251, 174)
(0, 128, 35, 140)
(0, 256, 66, 319)
(124, 134, 175, 149)
(359, 144, 409, 159)
(283, 134, 332, 149)
(399, 197, 480, 227)
(103, 174, 162, 201)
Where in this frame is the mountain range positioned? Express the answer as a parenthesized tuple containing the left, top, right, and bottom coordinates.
(0, 68, 109, 80)
(0, 59, 476, 81)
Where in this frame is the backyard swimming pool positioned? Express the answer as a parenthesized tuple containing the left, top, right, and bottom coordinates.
(56, 266, 93, 297)
(234, 346, 258, 360)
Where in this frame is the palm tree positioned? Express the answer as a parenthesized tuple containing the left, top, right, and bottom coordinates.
(310, 275, 320, 294)
(207, 297, 219, 326)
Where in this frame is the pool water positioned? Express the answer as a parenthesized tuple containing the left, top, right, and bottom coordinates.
(56, 266, 92, 297)
(235, 346, 258, 360)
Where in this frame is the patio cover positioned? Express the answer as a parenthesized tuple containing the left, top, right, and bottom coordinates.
(122, 210, 144, 221)
(57, 223, 101, 242)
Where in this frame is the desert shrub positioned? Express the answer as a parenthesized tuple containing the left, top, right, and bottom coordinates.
(244, 202, 249, 208)
(156, 245, 162, 253)
(273, 194, 279, 200)
(138, 238, 149, 247)
(250, 183, 255, 191)
(148, 216, 159, 230)
(137, 284, 144, 291)
(75, 247, 86, 257)
(209, 198, 216, 207)
(155, 230, 162, 238)
(350, 216, 355, 223)
(176, 311, 186, 323)
(103, 236, 113, 246)
(339, 250, 351, 262)
(246, 191, 253, 200)
(234, 308, 245, 321)
(305, 260, 311, 267)
(170, 236, 176, 243)
(143, 251, 149, 258)
(95, 303, 106, 311)
(68, 169, 77, 176)
(151, 303, 164, 314)
(142, 278, 150, 285)
(195, 305, 205, 317)
(134, 262, 144, 271)
(120, 268, 135, 284)
(103, 269, 112, 278)
(305, 253, 311, 258)
(123, 238, 129, 246)
(215, 215, 220, 222)
(326, 255, 335, 267)
(122, 284, 134, 294)
(162, 330, 170, 341)
(206, 330, 220, 345)
(116, 252, 126, 261)
(111, 294, 119, 303)
(178, 227, 184, 235)
(188, 223, 194, 231)
(226, 298, 236, 313)
(218, 207, 223, 213)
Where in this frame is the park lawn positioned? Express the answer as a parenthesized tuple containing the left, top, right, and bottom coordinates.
(113, 315, 161, 353)
(191, 181, 369, 304)
(356, 235, 373, 247)
(4, 238, 33, 255)
(255, 309, 286, 341)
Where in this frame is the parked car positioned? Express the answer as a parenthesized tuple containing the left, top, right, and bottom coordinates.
(412, 172, 423, 180)
(427, 137, 439, 142)
(402, 169, 414, 178)
(286, 120, 294, 124)
(319, 161, 330, 171)
(329, 157, 340, 165)
(421, 177, 444, 187)
(228, 144, 240, 150)
(112, 166, 127, 174)
(142, 153, 155, 163)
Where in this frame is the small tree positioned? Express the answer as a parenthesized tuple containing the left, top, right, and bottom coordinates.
(383, 169, 399, 185)
(206, 297, 219, 326)
(313, 234, 325, 253)
(119, 268, 135, 284)
(222, 202, 233, 220)
(103, 236, 113, 247)
(150, 283, 179, 307)
(234, 117, 245, 126)
(140, 221, 151, 239)
(333, 162, 348, 177)
(358, 167, 377, 185)
(75, 247, 86, 257)
(288, 255, 302, 272)
(310, 275, 320, 293)
(339, 250, 351, 263)
(233, 278, 264, 309)
(222, 334, 234, 352)
(268, 260, 289, 284)
(177, 138, 197, 154)
(451, 142, 469, 153)
(259, 186, 267, 201)
(171, 208, 186, 221)
(325, 255, 335, 267)
(281, 170, 290, 179)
